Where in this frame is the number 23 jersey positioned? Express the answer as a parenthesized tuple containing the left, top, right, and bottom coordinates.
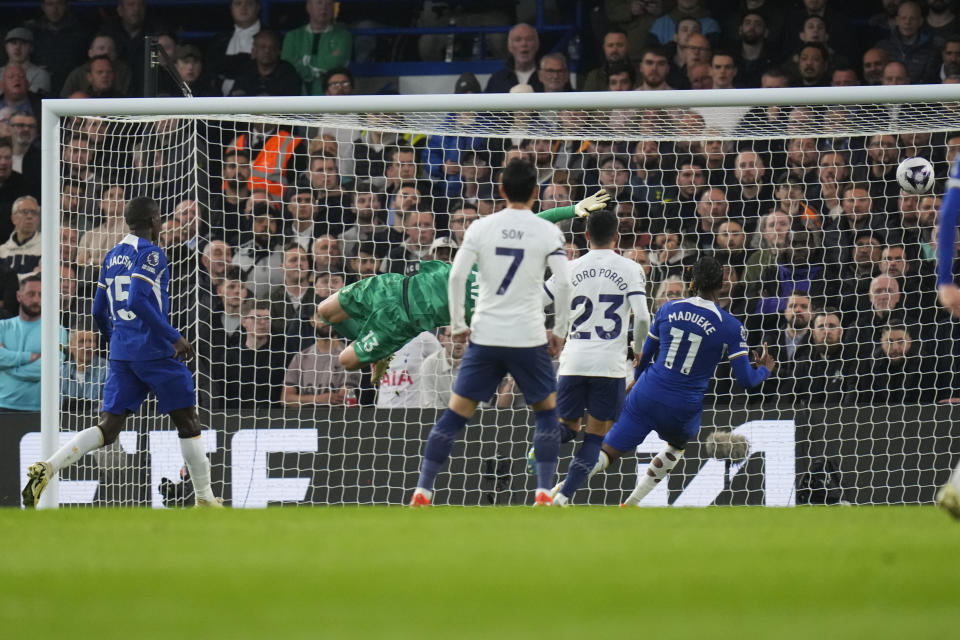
(640, 297, 749, 405)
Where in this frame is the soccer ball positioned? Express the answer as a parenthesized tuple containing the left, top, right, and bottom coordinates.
(896, 157, 935, 195)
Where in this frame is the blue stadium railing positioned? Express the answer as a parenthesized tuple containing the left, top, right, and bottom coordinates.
(6, 0, 584, 80)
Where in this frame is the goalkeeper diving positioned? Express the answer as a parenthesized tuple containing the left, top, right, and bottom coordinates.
(316, 190, 611, 374)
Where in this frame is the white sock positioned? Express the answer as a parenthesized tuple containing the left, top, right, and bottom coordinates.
(623, 445, 684, 506)
(587, 451, 610, 480)
(180, 436, 216, 501)
(951, 460, 960, 492)
(48, 427, 104, 472)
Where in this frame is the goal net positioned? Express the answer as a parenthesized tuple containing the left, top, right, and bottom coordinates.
(41, 88, 960, 507)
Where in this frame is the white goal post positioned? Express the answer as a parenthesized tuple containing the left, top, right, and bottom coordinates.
(39, 85, 960, 508)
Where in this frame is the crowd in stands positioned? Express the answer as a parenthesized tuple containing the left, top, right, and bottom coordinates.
(1, 1, 960, 413)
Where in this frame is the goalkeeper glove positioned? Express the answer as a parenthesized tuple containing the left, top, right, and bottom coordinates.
(574, 189, 612, 217)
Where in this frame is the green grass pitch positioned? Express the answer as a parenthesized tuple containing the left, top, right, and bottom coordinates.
(1, 506, 958, 639)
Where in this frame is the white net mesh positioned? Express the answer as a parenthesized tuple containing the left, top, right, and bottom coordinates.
(52, 95, 960, 507)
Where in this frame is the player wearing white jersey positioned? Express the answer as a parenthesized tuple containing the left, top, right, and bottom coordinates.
(410, 159, 573, 506)
(539, 209, 650, 505)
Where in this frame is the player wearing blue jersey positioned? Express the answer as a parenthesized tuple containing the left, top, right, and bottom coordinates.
(22, 198, 221, 508)
(554, 256, 775, 506)
(934, 157, 960, 518)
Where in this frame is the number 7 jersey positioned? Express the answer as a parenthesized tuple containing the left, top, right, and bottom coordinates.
(641, 297, 749, 404)
(96, 234, 176, 361)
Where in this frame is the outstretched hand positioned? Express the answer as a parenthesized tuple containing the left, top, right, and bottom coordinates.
(939, 283, 960, 318)
(574, 189, 612, 218)
(752, 342, 775, 373)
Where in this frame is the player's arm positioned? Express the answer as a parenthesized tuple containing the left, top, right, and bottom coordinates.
(937, 164, 960, 315)
(627, 266, 650, 353)
(91, 282, 112, 341)
(728, 321, 773, 389)
(127, 252, 184, 349)
(546, 248, 572, 337)
(448, 229, 479, 335)
(537, 189, 611, 223)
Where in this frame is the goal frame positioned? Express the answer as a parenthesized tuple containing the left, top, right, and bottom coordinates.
(39, 84, 960, 508)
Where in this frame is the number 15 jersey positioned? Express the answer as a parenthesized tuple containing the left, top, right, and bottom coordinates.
(96, 234, 178, 361)
(641, 297, 749, 405)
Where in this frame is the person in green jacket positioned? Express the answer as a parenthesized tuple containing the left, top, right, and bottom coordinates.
(317, 190, 611, 373)
(281, 0, 352, 95)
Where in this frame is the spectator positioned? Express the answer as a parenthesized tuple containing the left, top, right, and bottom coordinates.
(876, 1, 941, 84)
(734, 12, 775, 88)
(448, 201, 479, 246)
(687, 61, 713, 89)
(714, 219, 747, 269)
(649, 0, 721, 47)
(652, 275, 685, 312)
(582, 28, 631, 92)
(794, 308, 853, 406)
(60, 327, 107, 405)
(386, 210, 435, 275)
(792, 42, 830, 87)
(282, 306, 359, 407)
(212, 264, 248, 338)
(85, 56, 127, 98)
(284, 186, 321, 250)
(708, 51, 738, 89)
(232, 29, 302, 97)
(851, 324, 942, 405)
(636, 45, 672, 90)
(784, 0, 859, 64)
(76, 185, 127, 269)
(223, 298, 289, 408)
(605, 60, 636, 91)
(207, 0, 261, 96)
(281, 0, 351, 95)
(939, 35, 960, 80)
(29, 0, 92, 96)
(669, 31, 711, 89)
(759, 291, 812, 401)
(324, 67, 354, 96)
(197, 239, 232, 309)
(171, 45, 219, 97)
(0, 28, 51, 95)
(648, 230, 695, 287)
(850, 274, 916, 354)
(861, 47, 889, 85)
(0, 275, 64, 411)
(0, 136, 29, 246)
(694, 187, 728, 254)
(538, 53, 572, 92)
(415, 0, 510, 62)
(418, 326, 466, 408)
(653, 156, 704, 235)
(9, 113, 39, 193)
(232, 203, 286, 298)
(347, 241, 380, 280)
(376, 331, 442, 408)
(810, 149, 850, 219)
(726, 149, 773, 231)
(879, 242, 938, 319)
(270, 243, 314, 332)
(854, 133, 901, 213)
(60, 33, 134, 97)
(881, 59, 911, 87)
(830, 67, 860, 86)
(743, 211, 791, 289)
(340, 187, 389, 259)
(0, 260, 18, 318)
(0, 64, 42, 124)
(0, 195, 41, 275)
(604, 0, 666, 62)
(101, 0, 168, 94)
(485, 23, 542, 93)
(927, 0, 959, 49)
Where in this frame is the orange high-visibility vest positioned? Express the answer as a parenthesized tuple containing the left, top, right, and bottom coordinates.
(249, 130, 301, 198)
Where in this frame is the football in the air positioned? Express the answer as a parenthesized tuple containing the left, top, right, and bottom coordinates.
(896, 156, 935, 194)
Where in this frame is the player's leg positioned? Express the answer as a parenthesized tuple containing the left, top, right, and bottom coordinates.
(143, 358, 221, 507)
(936, 460, 960, 519)
(411, 343, 497, 505)
(554, 376, 624, 504)
(527, 376, 583, 475)
(22, 360, 145, 507)
(511, 345, 563, 503)
(167, 407, 220, 507)
(621, 408, 699, 506)
(316, 290, 365, 341)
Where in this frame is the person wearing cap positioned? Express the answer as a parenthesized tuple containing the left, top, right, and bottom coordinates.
(453, 72, 481, 94)
(281, 0, 352, 95)
(172, 44, 218, 96)
(0, 28, 50, 95)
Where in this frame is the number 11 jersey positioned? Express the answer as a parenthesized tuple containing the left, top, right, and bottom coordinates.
(641, 297, 749, 405)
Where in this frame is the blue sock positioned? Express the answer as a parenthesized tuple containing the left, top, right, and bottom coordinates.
(559, 423, 578, 444)
(533, 408, 561, 490)
(560, 433, 604, 500)
(417, 409, 468, 491)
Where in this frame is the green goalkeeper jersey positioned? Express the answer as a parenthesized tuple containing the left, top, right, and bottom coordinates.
(404, 205, 576, 329)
